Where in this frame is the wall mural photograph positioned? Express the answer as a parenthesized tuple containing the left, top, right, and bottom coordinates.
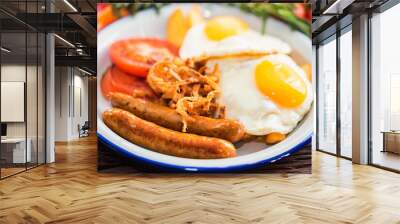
(3, 1, 400, 223)
(97, 3, 313, 173)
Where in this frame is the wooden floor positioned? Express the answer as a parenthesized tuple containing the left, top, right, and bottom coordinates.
(1, 136, 400, 224)
(372, 150, 400, 171)
(1, 167, 26, 178)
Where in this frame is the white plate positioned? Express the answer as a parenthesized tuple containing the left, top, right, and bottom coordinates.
(97, 3, 313, 172)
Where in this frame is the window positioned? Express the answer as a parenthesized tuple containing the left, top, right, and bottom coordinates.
(389, 74, 400, 130)
(0, 1, 47, 179)
(317, 36, 337, 154)
(339, 28, 352, 158)
(370, 2, 400, 171)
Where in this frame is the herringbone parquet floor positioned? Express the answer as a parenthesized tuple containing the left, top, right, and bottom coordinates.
(1, 136, 400, 224)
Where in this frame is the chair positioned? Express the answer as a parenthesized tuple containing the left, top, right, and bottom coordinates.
(78, 121, 90, 138)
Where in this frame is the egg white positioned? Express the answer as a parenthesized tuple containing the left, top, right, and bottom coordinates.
(207, 54, 313, 136)
(180, 22, 291, 60)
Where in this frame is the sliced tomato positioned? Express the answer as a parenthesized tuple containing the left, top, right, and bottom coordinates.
(294, 4, 311, 22)
(110, 66, 156, 98)
(101, 68, 117, 99)
(109, 38, 179, 77)
(97, 3, 108, 12)
(305, 10, 312, 22)
(101, 66, 156, 100)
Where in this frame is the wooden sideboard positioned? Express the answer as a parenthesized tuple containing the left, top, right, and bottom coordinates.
(382, 131, 400, 154)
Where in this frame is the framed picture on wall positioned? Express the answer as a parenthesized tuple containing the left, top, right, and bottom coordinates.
(1, 82, 25, 122)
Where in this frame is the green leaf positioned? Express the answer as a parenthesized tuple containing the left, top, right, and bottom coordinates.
(111, 3, 310, 36)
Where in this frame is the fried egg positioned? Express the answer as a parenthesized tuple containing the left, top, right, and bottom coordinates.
(179, 16, 291, 59)
(207, 54, 313, 135)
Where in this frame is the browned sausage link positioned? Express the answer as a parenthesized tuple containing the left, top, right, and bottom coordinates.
(103, 108, 236, 159)
(110, 92, 245, 143)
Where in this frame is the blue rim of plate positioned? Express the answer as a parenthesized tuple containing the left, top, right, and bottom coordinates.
(97, 132, 312, 173)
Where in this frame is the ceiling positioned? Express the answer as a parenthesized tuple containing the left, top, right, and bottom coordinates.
(311, 0, 390, 44)
(0, 0, 96, 74)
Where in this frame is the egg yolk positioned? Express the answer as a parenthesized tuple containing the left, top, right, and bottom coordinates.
(204, 16, 249, 41)
(255, 60, 307, 108)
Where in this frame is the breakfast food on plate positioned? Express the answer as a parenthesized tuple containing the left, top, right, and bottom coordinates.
(101, 5, 313, 159)
(103, 108, 236, 159)
(101, 66, 157, 100)
(109, 38, 179, 77)
(166, 6, 204, 47)
(146, 58, 228, 132)
(179, 16, 291, 60)
(265, 133, 286, 145)
(207, 54, 312, 136)
(301, 63, 312, 81)
(110, 92, 245, 142)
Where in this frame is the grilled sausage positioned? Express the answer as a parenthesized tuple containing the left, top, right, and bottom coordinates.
(110, 92, 245, 143)
(103, 108, 236, 159)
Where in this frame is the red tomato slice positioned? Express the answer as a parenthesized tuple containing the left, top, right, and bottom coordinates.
(294, 4, 311, 22)
(101, 67, 157, 100)
(110, 66, 156, 98)
(109, 38, 179, 77)
(101, 68, 117, 99)
(305, 10, 312, 22)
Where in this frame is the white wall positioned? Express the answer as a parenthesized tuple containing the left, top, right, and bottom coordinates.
(55, 66, 70, 141)
(54, 67, 89, 141)
(71, 73, 89, 138)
